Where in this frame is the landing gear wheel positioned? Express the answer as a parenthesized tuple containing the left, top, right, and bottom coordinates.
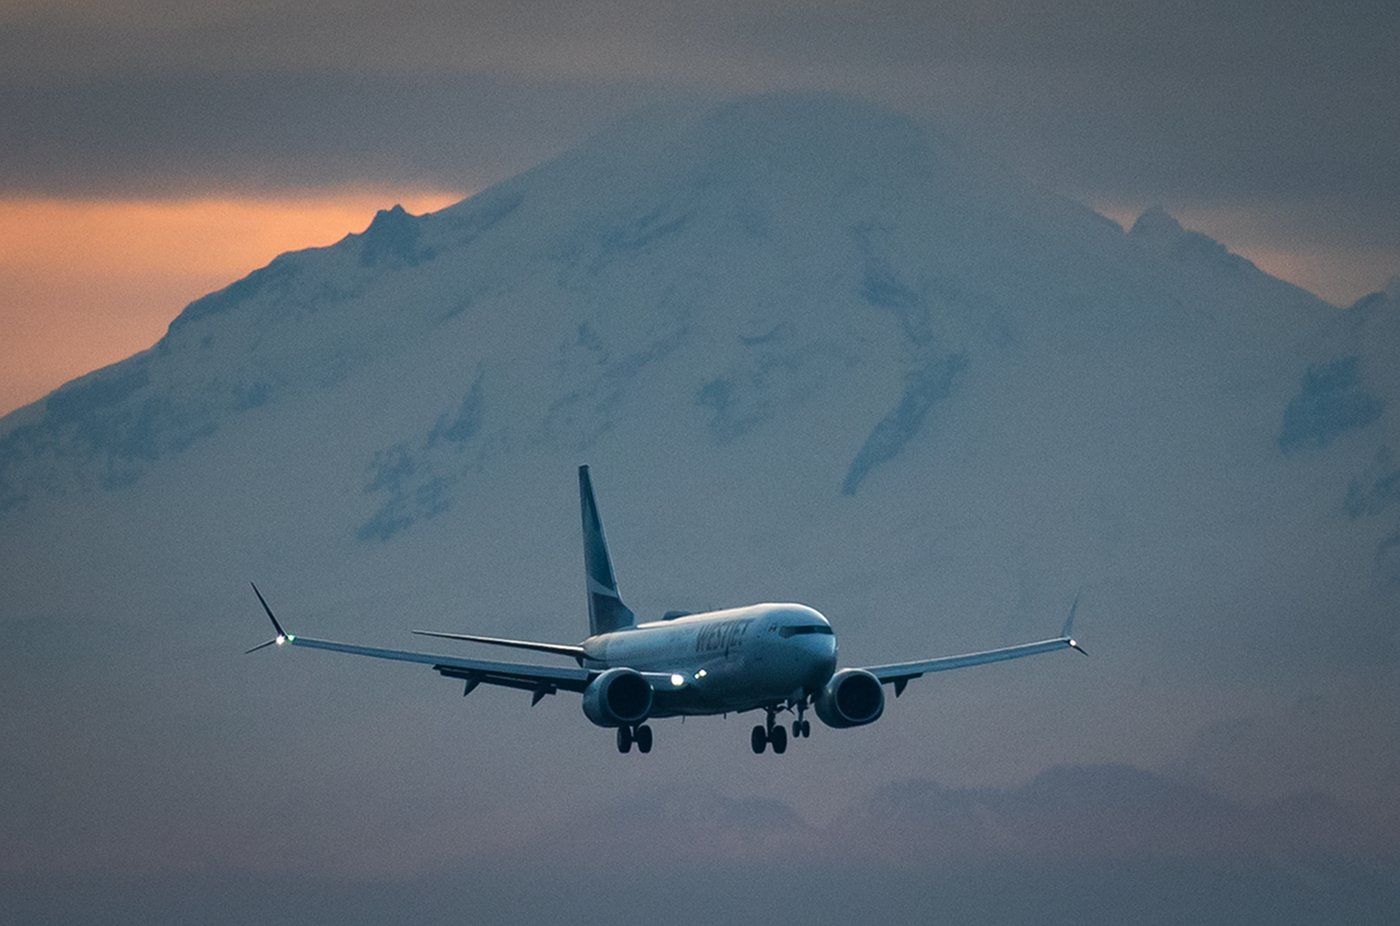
(751, 724, 767, 754)
(616, 726, 633, 754)
(635, 724, 653, 754)
(770, 724, 788, 754)
(792, 700, 811, 739)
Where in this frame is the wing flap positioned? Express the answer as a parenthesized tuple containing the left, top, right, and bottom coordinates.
(861, 595, 1087, 691)
(286, 635, 593, 693)
(864, 636, 1079, 686)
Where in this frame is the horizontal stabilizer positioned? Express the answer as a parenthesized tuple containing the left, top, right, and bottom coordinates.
(412, 629, 586, 660)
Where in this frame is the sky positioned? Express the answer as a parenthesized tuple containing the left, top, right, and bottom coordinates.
(1, 1, 1398, 417)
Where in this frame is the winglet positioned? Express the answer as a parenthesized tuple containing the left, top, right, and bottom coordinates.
(1060, 590, 1087, 655)
(246, 582, 294, 654)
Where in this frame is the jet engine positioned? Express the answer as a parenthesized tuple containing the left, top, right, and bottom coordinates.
(581, 667, 654, 727)
(814, 668, 885, 728)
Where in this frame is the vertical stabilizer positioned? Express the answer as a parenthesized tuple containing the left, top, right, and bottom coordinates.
(579, 466, 636, 636)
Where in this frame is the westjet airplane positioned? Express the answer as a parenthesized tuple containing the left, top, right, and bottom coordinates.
(249, 466, 1085, 755)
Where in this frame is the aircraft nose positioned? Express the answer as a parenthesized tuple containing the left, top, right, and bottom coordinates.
(798, 632, 838, 682)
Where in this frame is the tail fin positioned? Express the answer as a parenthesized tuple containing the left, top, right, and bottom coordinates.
(579, 465, 635, 636)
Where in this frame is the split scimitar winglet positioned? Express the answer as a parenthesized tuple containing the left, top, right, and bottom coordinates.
(1061, 589, 1087, 656)
(245, 582, 294, 654)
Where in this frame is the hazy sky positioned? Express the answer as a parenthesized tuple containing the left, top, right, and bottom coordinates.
(1, 1, 1397, 415)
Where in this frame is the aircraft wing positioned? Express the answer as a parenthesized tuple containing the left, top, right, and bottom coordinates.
(860, 595, 1087, 696)
(246, 585, 696, 701)
(283, 633, 595, 695)
(247, 584, 593, 700)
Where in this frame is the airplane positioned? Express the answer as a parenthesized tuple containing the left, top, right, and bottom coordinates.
(248, 465, 1086, 755)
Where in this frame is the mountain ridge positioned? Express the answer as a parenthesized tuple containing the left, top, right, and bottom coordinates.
(1, 94, 1370, 524)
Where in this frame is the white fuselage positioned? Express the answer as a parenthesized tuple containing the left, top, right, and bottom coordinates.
(581, 603, 838, 716)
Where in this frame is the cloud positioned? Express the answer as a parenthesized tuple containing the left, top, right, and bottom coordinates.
(4, 2, 1396, 305)
(831, 765, 1397, 865)
(0, 70, 663, 198)
(3, 2, 1396, 205)
(3, 765, 1394, 925)
(1168, 687, 1400, 823)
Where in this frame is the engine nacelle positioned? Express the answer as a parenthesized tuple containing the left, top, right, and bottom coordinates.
(581, 667, 654, 728)
(814, 668, 885, 728)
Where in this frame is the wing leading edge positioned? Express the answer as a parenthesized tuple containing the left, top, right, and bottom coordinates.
(248, 584, 593, 701)
(861, 593, 1087, 696)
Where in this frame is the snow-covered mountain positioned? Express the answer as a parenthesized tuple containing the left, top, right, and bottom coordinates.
(1, 93, 1396, 920)
(5, 93, 1397, 647)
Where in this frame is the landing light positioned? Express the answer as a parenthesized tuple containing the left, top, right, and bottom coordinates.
(670, 673, 685, 687)
(275, 635, 287, 646)
(696, 669, 707, 679)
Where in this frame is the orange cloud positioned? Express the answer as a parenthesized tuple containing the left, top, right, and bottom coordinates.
(0, 190, 462, 417)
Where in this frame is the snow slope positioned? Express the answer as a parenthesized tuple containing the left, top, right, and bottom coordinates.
(1, 93, 1396, 915)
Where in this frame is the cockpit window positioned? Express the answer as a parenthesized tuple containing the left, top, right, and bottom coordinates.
(778, 624, 834, 638)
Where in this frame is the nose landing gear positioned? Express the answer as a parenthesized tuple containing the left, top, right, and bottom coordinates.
(791, 700, 811, 739)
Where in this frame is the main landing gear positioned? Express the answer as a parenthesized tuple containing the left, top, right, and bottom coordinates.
(616, 724, 653, 754)
(751, 720, 784, 754)
(752, 700, 813, 754)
